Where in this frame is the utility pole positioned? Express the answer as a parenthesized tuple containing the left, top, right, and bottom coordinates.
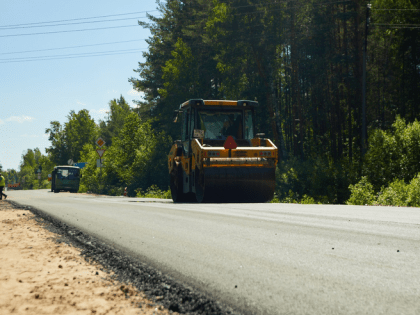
(362, 3, 371, 157)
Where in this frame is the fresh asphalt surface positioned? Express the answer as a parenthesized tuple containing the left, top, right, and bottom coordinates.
(7, 189, 420, 315)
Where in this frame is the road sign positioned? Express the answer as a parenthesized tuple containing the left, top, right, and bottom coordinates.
(68, 159, 74, 165)
(96, 149, 105, 158)
(96, 137, 106, 148)
(37, 173, 41, 180)
(74, 162, 87, 169)
(223, 136, 238, 149)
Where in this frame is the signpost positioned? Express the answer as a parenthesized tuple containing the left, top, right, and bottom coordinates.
(37, 166, 42, 189)
(95, 137, 106, 175)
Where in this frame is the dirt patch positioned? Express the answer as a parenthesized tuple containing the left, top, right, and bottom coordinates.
(0, 201, 172, 315)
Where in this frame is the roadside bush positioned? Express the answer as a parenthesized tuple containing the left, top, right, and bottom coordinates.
(79, 144, 102, 193)
(363, 116, 420, 191)
(407, 174, 420, 207)
(276, 156, 354, 204)
(136, 185, 171, 199)
(375, 179, 408, 206)
(276, 190, 298, 203)
(300, 195, 320, 204)
(347, 173, 420, 207)
(374, 174, 420, 207)
(346, 176, 376, 205)
(270, 192, 280, 203)
(271, 190, 321, 204)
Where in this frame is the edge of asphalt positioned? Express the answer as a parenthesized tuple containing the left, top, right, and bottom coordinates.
(6, 199, 241, 315)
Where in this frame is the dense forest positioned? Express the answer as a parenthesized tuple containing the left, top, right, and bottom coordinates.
(4, 0, 420, 205)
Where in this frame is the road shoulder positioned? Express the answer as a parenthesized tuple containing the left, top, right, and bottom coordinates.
(0, 200, 171, 315)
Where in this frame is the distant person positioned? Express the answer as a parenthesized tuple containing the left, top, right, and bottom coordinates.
(222, 114, 242, 139)
(0, 173, 7, 200)
(222, 115, 236, 137)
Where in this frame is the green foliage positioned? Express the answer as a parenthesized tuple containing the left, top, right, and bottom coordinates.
(110, 113, 172, 196)
(45, 121, 69, 166)
(160, 38, 199, 99)
(373, 175, 420, 207)
(135, 185, 171, 199)
(79, 144, 102, 193)
(370, 0, 420, 124)
(347, 171, 420, 208)
(279, 190, 298, 204)
(99, 96, 132, 147)
(46, 109, 98, 165)
(376, 179, 408, 207)
(346, 177, 377, 205)
(347, 116, 420, 207)
(276, 157, 355, 204)
(270, 192, 280, 203)
(406, 175, 420, 207)
(18, 148, 54, 190)
(363, 117, 420, 190)
(300, 195, 319, 205)
(65, 110, 98, 163)
(270, 190, 321, 204)
(78, 113, 172, 197)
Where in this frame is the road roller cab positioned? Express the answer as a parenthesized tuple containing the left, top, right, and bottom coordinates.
(168, 99, 278, 202)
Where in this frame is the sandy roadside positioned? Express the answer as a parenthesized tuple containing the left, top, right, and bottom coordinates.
(0, 200, 174, 315)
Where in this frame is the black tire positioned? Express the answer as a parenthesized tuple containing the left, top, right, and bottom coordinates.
(195, 169, 207, 203)
(54, 190, 59, 193)
(170, 166, 185, 202)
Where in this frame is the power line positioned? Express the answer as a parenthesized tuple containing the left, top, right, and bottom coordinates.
(0, 29, 331, 64)
(0, 25, 139, 38)
(0, 48, 147, 62)
(0, 16, 152, 31)
(2, 2, 415, 56)
(0, 50, 146, 64)
(0, 10, 159, 28)
(0, 39, 147, 55)
(0, 2, 412, 32)
(0, 1, 361, 39)
(0, 32, 286, 64)
(0, 33, 281, 62)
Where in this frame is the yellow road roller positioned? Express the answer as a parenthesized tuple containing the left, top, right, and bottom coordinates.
(168, 99, 278, 202)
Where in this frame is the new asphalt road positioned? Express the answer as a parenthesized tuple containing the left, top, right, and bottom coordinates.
(7, 190, 420, 315)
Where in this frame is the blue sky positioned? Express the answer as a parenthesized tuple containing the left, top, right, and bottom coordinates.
(0, 0, 162, 171)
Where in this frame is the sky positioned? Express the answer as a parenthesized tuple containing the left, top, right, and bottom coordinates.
(0, 0, 163, 171)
